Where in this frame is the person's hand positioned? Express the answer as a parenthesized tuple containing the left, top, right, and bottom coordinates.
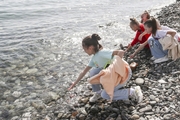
(130, 53, 135, 58)
(138, 34, 143, 41)
(68, 82, 76, 91)
(124, 44, 131, 53)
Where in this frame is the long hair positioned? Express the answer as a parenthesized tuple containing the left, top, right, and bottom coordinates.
(144, 17, 157, 36)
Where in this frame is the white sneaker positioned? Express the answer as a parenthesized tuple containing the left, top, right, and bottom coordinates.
(150, 56, 157, 61)
(89, 92, 101, 102)
(130, 86, 143, 103)
(154, 56, 169, 63)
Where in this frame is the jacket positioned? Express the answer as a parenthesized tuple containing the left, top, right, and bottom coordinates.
(159, 35, 180, 60)
(88, 56, 130, 101)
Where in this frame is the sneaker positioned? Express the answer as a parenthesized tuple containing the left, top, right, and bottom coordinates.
(150, 56, 157, 61)
(89, 92, 101, 102)
(154, 56, 169, 63)
(130, 86, 143, 103)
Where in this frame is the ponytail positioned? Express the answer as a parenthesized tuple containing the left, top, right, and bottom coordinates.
(144, 17, 157, 36)
(82, 33, 103, 53)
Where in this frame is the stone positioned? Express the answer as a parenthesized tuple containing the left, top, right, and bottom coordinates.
(130, 62, 138, 71)
(89, 106, 99, 115)
(158, 79, 167, 84)
(139, 105, 152, 112)
(78, 97, 89, 104)
(131, 114, 139, 119)
(163, 114, 171, 120)
(149, 95, 156, 101)
(12, 91, 22, 98)
(155, 98, 160, 102)
(77, 113, 86, 120)
(144, 112, 154, 115)
(149, 101, 156, 105)
(22, 112, 31, 119)
(57, 112, 64, 119)
(26, 68, 38, 74)
(48, 92, 60, 101)
(31, 100, 46, 111)
(135, 78, 144, 85)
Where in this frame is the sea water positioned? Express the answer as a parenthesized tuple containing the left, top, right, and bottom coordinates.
(0, 0, 175, 96)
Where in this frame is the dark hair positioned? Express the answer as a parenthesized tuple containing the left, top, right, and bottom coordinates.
(141, 10, 150, 23)
(144, 17, 157, 36)
(130, 18, 139, 26)
(82, 34, 102, 53)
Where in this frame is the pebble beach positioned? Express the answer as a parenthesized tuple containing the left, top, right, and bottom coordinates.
(0, 1, 180, 120)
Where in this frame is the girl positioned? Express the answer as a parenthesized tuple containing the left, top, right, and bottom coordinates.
(141, 10, 150, 24)
(68, 34, 143, 103)
(131, 17, 180, 63)
(138, 10, 151, 41)
(125, 18, 151, 55)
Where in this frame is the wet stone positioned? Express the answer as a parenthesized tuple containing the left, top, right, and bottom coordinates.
(26, 68, 38, 74)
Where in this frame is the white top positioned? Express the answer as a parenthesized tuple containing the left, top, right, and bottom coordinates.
(153, 26, 180, 40)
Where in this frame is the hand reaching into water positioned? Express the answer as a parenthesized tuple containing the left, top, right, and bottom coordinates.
(68, 82, 76, 91)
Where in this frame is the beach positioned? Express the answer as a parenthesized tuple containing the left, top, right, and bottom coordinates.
(0, 0, 179, 119)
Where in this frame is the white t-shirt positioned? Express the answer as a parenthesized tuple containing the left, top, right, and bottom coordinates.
(153, 26, 180, 40)
(88, 49, 113, 68)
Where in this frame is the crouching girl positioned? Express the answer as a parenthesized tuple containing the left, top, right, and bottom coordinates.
(68, 33, 143, 103)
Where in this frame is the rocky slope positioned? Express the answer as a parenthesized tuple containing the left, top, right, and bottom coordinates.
(156, 2, 180, 32)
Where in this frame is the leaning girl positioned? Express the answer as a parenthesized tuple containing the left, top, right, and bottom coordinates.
(125, 18, 151, 56)
(68, 34, 143, 103)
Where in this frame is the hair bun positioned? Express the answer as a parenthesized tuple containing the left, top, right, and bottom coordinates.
(92, 34, 101, 41)
(130, 18, 135, 21)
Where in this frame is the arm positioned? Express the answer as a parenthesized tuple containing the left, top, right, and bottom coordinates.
(138, 31, 147, 41)
(130, 40, 148, 58)
(125, 44, 132, 53)
(167, 31, 176, 38)
(68, 66, 92, 90)
(112, 50, 125, 58)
